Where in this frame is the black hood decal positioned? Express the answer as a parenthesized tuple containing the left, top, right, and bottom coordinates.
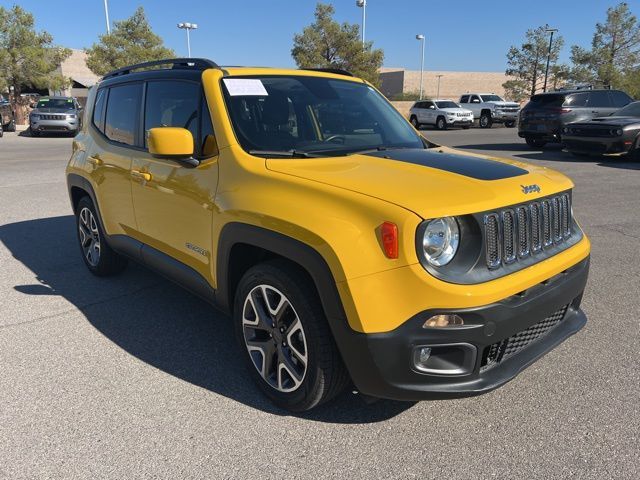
(365, 148, 528, 180)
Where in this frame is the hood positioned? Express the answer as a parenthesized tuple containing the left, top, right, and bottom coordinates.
(491, 101, 519, 108)
(574, 116, 640, 127)
(266, 148, 572, 218)
(439, 107, 473, 114)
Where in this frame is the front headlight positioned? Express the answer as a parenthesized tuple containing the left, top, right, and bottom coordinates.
(68, 114, 77, 119)
(419, 217, 460, 267)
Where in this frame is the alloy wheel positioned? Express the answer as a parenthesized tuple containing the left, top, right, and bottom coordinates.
(242, 285, 308, 392)
(78, 207, 101, 267)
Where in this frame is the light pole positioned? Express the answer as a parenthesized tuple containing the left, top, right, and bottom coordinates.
(177, 22, 198, 58)
(356, 0, 367, 45)
(543, 27, 558, 92)
(436, 74, 444, 99)
(416, 34, 425, 99)
(103, 0, 111, 34)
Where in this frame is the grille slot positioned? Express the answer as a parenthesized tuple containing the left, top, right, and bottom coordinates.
(484, 193, 572, 269)
(481, 304, 569, 372)
(484, 213, 501, 269)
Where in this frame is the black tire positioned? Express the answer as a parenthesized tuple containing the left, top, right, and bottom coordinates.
(30, 128, 39, 137)
(75, 196, 127, 276)
(410, 116, 421, 130)
(525, 136, 547, 148)
(6, 115, 16, 132)
(435, 116, 447, 130)
(479, 112, 493, 129)
(0, 123, 3, 138)
(505, 120, 516, 128)
(627, 138, 640, 162)
(234, 260, 349, 411)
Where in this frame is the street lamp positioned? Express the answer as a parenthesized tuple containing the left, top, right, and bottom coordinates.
(435, 74, 444, 99)
(177, 22, 198, 58)
(356, 0, 367, 45)
(103, 0, 111, 34)
(416, 34, 425, 100)
(543, 27, 558, 92)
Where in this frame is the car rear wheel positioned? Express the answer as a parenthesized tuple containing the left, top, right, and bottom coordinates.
(6, 116, 16, 132)
(75, 196, 127, 276)
(410, 116, 421, 130)
(436, 116, 447, 130)
(505, 120, 516, 128)
(479, 112, 493, 128)
(525, 136, 547, 148)
(234, 260, 349, 411)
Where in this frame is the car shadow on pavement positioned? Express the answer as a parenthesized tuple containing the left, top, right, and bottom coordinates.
(455, 143, 563, 152)
(513, 151, 640, 169)
(0, 215, 414, 424)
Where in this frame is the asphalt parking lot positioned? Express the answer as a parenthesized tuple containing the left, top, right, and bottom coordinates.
(1, 128, 638, 479)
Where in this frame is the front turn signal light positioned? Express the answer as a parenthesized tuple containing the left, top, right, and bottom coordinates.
(423, 314, 464, 328)
(380, 221, 399, 259)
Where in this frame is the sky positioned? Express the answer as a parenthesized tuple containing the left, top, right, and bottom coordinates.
(2, 0, 636, 72)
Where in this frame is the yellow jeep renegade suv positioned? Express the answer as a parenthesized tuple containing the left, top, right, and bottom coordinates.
(66, 58, 590, 411)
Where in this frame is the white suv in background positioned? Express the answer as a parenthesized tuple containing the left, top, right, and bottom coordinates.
(459, 93, 520, 128)
(409, 99, 474, 130)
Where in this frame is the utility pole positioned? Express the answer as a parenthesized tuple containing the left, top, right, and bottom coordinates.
(436, 74, 444, 99)
(177, 22, 198, 58)
(103, 0, 111, 34)
(356, 0, 367, 45)
(416, 35, 425, 99)
(543, 27, 558, 92)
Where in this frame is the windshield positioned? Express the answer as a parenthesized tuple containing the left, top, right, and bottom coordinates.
(221, 76, 424, 156)
(481, 95, 504, 102)
(36, 98, 75, 110)
(435, 101, 460, 109)
(614, 101, 640, 117)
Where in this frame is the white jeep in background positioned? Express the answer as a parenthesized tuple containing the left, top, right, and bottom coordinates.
(409, 99, 474, 130)
(458, 93, 520, 128)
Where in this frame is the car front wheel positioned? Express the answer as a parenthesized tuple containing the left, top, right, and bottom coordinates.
(525, 136, 547, 148)
(436, 116, 447, 130)
(234, 260, 348, 411)
(479, 113, 493, 128)
(75, 196, 127, 276)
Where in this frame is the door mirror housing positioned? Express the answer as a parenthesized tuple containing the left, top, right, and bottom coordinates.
(147, 127, 198, 166)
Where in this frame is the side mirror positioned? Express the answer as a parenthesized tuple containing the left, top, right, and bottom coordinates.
(147, 127, 198, 167)
(429, 105, 435, 109)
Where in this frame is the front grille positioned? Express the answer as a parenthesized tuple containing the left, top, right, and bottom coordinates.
(567, 126, 616, 137)
(480, 304, 569, 372)
(40, 114, 66, 120)
(484, 192, 572, 270)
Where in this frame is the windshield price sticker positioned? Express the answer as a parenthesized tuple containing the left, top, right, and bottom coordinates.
(223, 79, 269, 96)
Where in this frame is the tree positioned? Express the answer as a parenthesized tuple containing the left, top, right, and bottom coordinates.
(569, 2, 640, 89)
(503, 25, 564, 100)
(86, 7, 174, 76)
(291, 3, 384, 86)
(0, 5, 71, 103)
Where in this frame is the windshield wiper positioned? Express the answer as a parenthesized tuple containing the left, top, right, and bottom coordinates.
(248, 149, 318, 158)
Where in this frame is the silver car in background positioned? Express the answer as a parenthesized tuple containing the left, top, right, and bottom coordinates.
(29, 96, 82, 136)
(409, 99, 474, 130)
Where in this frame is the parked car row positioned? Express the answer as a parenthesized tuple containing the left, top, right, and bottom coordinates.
(518, 88, 639, 160)
(409, 92, 521, 131)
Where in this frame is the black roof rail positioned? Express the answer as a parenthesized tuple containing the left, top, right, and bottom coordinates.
(302, 67, 354, 77)
(102, 58, 219, 80)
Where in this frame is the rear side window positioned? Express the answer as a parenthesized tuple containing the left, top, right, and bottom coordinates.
(92, 89, 106, 132)
(610, 90, 632, 108)
(588, 91, 612, 108)
(144, 80, 200, 148)
(530, 93, 565, 107)
(104, 83, 142, 146)
(564, 92, 588, 107)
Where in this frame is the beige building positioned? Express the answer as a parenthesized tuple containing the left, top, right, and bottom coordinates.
(380, 67, 512, 101)
(51, 49, 100, 105)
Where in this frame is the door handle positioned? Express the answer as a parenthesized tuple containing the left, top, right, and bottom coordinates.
(131, 170, 152, 182)
(88, 156, 102, 166)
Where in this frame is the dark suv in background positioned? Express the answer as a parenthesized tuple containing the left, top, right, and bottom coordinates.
(518, 88, 633, 148)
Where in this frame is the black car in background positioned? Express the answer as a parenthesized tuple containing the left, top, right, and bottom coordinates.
(562, 101, 640, 161)
(518, 88, 633, 148)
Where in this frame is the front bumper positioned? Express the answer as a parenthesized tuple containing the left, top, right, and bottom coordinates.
(30, 118, 78, 132)
(447, 118, 473, 126)
(518, 120, 562, 141)
(337, 256, 589, 401)
(491, 111, 519, 122)
(562, 135, 635, 156)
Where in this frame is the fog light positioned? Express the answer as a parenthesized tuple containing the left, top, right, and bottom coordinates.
(417, 347, 431, 363)
(422, 314, 464, 328)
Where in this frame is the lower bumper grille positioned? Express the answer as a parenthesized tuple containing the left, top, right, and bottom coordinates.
(480, 304, 569, 372)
